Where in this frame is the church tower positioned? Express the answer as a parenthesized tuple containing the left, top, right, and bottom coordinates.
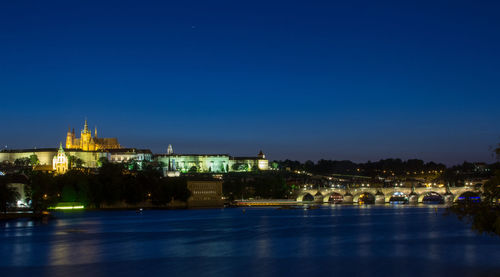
(66, 126, 73, 149)
(53, 142, 69, 174)
(80, 119, 92, 151)
(63, 119, 120, 151)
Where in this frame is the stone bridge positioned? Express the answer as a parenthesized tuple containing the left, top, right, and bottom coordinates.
(296, 186, 482, 205)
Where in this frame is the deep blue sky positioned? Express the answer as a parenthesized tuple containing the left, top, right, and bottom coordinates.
(1, 0, 499, 165)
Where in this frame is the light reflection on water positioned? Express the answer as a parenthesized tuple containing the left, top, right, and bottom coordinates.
(1, 206, 499, 276)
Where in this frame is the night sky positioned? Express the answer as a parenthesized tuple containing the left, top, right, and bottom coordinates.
(1, 0, 499, 165)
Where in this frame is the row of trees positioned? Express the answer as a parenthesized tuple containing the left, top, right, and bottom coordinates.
(275, 158, 447, 176)
(29, 161, 190, 211)
(13, 154, 40, 167)
(0, 176, 20, 213)
(223, 172, 288, 200)
(448, 144, 500, 236)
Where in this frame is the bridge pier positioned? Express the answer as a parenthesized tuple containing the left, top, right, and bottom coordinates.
(408, 194, 418, 204)
(343, 193, 353, 204)
(443, 194, 454, 205)
(375, 194, 385, 204)
(312, 192, 323, 203)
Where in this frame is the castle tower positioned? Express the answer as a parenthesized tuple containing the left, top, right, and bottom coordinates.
(62, 119, 121, 151)
(66, 126, 73, 149)
(80, 119, 92, 151)
(84, 119, 89, 133)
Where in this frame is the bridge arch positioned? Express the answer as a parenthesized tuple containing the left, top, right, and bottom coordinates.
(388, 191, 409, 204)
(419, 191, 444, 204)
(354, 192, 375, 204)
(297, 192, 315, 202)
(454, 191, 481, 203)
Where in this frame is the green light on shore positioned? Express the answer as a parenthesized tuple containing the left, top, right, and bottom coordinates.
(48, 202, 84, 210)
(49, 205, 84, 210)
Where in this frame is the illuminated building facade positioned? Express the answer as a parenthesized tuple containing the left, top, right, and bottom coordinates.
(66, 120, 121, 151)
(0, 148, 150, 169)
(106, 149, 153, 165)
(0, 126, 268, 175)
(155, 145, 269, 174)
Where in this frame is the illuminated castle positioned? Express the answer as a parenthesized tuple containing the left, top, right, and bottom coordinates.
(66, 120, 121, 151)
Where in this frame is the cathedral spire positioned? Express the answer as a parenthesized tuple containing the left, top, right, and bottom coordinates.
(95, 126, 97, 138)
(84, 118, 89, 132)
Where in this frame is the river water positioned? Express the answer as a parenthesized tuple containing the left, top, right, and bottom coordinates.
(1, 206, 499, 276)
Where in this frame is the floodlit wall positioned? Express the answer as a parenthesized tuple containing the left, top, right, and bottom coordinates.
(0, 149, 106, 168)
(156, 155, 269, 173)
(0, 150, 57, 165)
(157, 155, 230, 173)
(68, 151, 107, 168)
(228, 158, 269, 171)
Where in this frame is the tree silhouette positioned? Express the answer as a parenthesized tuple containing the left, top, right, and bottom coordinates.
(448, 144, 500, 236)
(0, 177, 20, 213)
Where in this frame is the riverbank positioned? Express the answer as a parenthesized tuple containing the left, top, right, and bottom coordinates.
(0, 211, 52, 221)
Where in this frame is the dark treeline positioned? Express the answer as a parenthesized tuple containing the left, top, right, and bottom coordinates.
(28, 161, 190, 211)
(223, 172, 288, 200)
(275, 159, 446, 176)
(448, 145, 500, 236)
(274, 159, 499, 177)
(0, 175, 21, 213)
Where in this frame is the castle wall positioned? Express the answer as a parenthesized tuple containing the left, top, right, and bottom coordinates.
(0, 149, 106, 168)
(0, 150, 57, 165)
(228, 158, 269, 171)
(156, 154, 269, 173)
(156, 155, 230, 173)
(67, 151, 107, 168)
